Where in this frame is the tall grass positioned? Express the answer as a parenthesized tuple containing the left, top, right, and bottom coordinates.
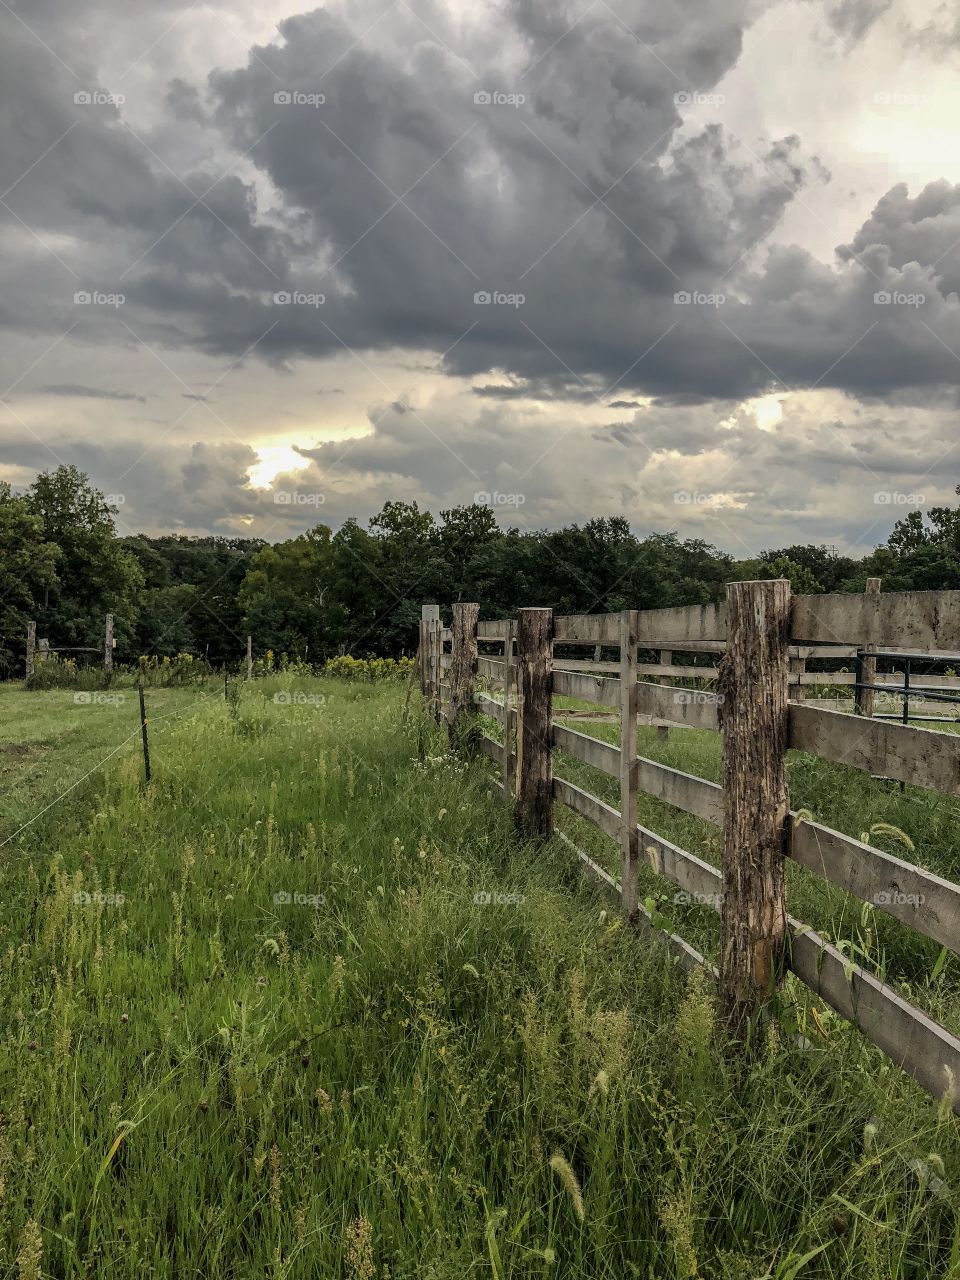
(0, 678, 956, 1277)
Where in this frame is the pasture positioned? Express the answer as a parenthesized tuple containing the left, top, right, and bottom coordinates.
(0, 676, 958, 1278)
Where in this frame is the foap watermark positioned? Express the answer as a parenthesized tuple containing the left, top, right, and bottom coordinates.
(74, 691, 125, 706)
(74, 890, 125, 906)
(873, 890, 925, 907)
(674, 290, 725, 307)
(873, 90, 924, 107)
(274, 491, 325, 506)
(474, 90, 526, 107)
(874, 491, 925, 505)
(273, 691, 327, 707)
(74, 90, 125, 106)
(673, 491, 723, 506)
(473, 889, 525, 906)
(274, 90, 326, 107)
(674, 91, 725, 107)
(74, 290, 125, 308)
(674, 690, 721, 707)
(273, 890, 327, 906)
(474, 490, 525, 507)
(474, 290, 525, 308)
(105, 493, 126, 506)
(673, 890, 723, 908)
(874, 290, 925, 307)
(273, 290, 325, 307)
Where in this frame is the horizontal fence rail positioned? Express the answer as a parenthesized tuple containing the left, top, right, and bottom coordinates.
(419, 586, 960, 1115)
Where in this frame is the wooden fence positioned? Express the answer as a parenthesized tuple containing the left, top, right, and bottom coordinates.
(417, 585, 960, 1114)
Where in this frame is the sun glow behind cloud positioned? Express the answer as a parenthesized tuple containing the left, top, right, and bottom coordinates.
(247, 444, 312, 489)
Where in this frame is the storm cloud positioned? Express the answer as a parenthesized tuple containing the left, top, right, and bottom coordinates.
(1, 0, 958, 549)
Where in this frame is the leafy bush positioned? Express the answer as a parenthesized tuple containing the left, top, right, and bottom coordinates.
(321, 654, 415, 682)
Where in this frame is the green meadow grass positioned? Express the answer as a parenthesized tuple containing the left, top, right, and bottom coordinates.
(0, 677, 958, 1279)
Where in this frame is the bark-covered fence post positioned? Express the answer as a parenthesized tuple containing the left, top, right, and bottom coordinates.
(718, 579, 792, 1039)
(421, 605, 441, 722)
(448, 602, 479, 750)
(503, 620, 518, 798)
(25, 621, 36, 682)
(619, 610, 640, 917)
(515, 608, 553, 839)
(418, 620, 428, 695)
(246, 635, 253, 681)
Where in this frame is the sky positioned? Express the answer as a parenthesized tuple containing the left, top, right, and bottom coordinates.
(1, 0, 959, 558)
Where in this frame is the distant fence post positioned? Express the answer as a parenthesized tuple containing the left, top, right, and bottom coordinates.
(104, 613, 114, 682)
(448, 602, 480, 749)
(859, 578, 882, 718)
(620, 610, 640, 918)
(515, 608, 553, 839)
(421, 605, 441, 722)
(718, 579, 791, 1039)
(25, 620, 36, 682)
(246, 635, 253, 681)
(418, 619, 428, 696)
(789, 646, 805, 703)
(504, 620, 518, 797)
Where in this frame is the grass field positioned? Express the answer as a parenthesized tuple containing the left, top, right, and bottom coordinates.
(1, 677, 958, 1278)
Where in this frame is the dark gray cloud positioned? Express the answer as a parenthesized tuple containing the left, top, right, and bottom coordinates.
(6, 0, 960, 406)
(1, 0, 959, 547)
(41, 384, 146, 402)
(823, 0, 893, 46)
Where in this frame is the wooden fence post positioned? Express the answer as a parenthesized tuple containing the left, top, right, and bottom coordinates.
(620, 610, 640, 917)
(448, 602, 479, 749)
(138, 682, 152, 783)
(515, 608, 553, 839)
(504, 621, 518, 797)
(718, 579, 791, 1039)
(859, 578, 882, 719)
(421, 605, 441, 722)
(246, 636, 253, 681)
(789, 648, 805, 703)
(104, 613, 114, 682)
(25, 620, 36, 682)
(660, 649, 672, 684)
(657, 647, 672, 741)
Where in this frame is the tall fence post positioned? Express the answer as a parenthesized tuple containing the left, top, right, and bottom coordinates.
(448, 602, 479, 749)
(504, 620, 518, 798)
(421, 605, 441, 722)
(718, 579, 791, 1039)
(515, 608, 553, 839)
(246, 635, 253, 681)
(859, 577, 882, 719)
(620, 610, 640, 918)
(25, 620, 36, 682)
(104, 613, 114, 682)
(418, 619, 428, 696)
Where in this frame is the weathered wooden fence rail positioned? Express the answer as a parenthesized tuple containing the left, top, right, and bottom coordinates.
(418, 588, 960, 1114)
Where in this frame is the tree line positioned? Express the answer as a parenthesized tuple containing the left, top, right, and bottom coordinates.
(2, 466, 958, 676)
